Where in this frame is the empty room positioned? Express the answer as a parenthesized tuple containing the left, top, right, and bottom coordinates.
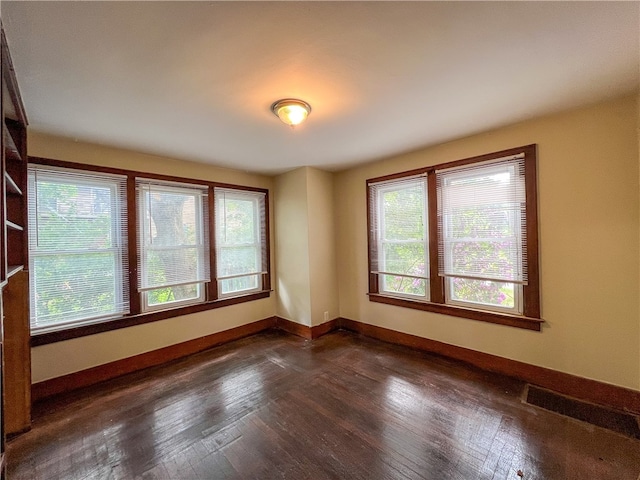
(0, 1, 639, 479)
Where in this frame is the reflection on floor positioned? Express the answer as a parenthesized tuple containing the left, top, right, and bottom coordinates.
(8, 330, 640, 479)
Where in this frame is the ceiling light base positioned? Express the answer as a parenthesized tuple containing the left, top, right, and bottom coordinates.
(271, 98, 311, 127)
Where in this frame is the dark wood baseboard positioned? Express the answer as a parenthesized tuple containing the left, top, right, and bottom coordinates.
(311, 319, 339, 338)
(32, 315, 638, 417)
(337, 317, 640, 415)
(31, 291, 272, 346)
(275, 317, 312, 339)
(32, 317, 277, 402)
(525, 385, 640, 439)
(274, 317, 338, 340)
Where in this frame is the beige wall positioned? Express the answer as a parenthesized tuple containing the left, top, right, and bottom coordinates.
(28, 95, 640, 391)
(274, 167, 312, 326)
(307, 168, 339, 326)
(334, 94, 640, 390)
(28, 132, 277, 382)
(274, 166, 339, 326)
(29, 132, 273, 188)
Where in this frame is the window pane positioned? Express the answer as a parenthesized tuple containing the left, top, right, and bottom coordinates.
(32, 253, 118, 326)
(220, 275, 259, 295)
(448, 277, 516, 309)
(382, 243, 426, 278)
(382, 275, 427, 297)
(215, 188, 266, 297)
(449, 203, 515, 238)
(147, 284, 200, 307)
(138, 182, 210, 301)
(142, 191, 197, 247)
(34, 180, 115, 250)
(438, 159, 526, 283)
(370, 178, 429, 301)
(144, 247, 200, 289)
(382, 184, 425, 241)
(28, 167, 129, 332)
(448, 238, 519, 281)
(217, 246, 259, 277)
(218, 197, 256, 244)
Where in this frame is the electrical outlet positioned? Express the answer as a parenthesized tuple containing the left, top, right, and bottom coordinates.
(323, 311, 329, 322)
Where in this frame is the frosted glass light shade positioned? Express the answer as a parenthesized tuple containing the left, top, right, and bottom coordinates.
(271, 99, 311, 126)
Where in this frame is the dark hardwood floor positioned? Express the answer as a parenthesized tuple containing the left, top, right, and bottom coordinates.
(7, 330, 640, 479)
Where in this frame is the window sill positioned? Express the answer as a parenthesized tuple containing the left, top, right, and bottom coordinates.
(31, 290, 272, 346)
(368, 293, 543, 331)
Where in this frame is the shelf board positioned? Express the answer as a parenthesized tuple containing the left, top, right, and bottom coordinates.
(6, 264, 23, 279)
(4, 172, 22, 195)
(5, 220, 23, 231)
(3, 123, 21, 162)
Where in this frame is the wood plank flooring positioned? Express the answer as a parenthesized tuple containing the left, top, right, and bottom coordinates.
(7, 330, 640, 479)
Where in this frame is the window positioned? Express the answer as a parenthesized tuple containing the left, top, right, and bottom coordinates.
(438, 157, 526, 315)
(215, 188, 267, 297)
(367, 145, 540, 330)
(369, 177, 429, 300)
(28, 165, 129, 333)
(137, 180, 210, 311)
(28, 157, 271, 344)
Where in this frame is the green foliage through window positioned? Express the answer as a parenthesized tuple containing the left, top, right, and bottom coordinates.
(28, 169, 129, 329)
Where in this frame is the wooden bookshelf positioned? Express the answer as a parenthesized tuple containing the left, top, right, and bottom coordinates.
(2, 125, 19, 163)
(4, 172, 21, 196)
(0, 23, 31, 468)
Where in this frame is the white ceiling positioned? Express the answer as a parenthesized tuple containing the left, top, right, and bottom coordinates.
(3, 1, 639, 175)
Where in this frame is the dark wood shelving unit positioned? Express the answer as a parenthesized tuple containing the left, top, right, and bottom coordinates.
(4, 221, 21, 232)
(2, 125, 18, 164)
(6, 265, 22, 279)
(4, 173, 20, 196)
(0, 22, 31, 478)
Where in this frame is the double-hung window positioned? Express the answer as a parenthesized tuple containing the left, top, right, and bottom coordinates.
(437, 158, 526, 314)
(369, 177, 429, 301)
(367, 145, 540, 330)
(27, 158, 271, 342)
(137, 179, 210, 311)
(215, 188, 267, 298)
(28, 165, 129, 333)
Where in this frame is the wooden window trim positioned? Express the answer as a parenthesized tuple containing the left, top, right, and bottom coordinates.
(366, 144, 541, 331)
(427, 172, 444, 303)
(28, 156, 272, 345)
(368, 294, 542, 331)
(30, 291, 271, 346)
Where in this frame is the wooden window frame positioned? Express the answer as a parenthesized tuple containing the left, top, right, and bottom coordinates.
(136, 179, 210, 312)
(366, 145, 542, 331)
(27, 166, 130, 333)
(28, 156, 271, 346)
(214, 187, 268, 299)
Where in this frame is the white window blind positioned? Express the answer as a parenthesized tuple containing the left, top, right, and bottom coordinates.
(436, 154, 527, 285)
(215, 188, 266, 297)
(369, 175, 429, 300)
(28, 165, 129, 333)
(137, 180, 210, 308)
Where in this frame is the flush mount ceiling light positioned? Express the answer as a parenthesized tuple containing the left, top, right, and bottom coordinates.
(270, 98, 311, 127)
